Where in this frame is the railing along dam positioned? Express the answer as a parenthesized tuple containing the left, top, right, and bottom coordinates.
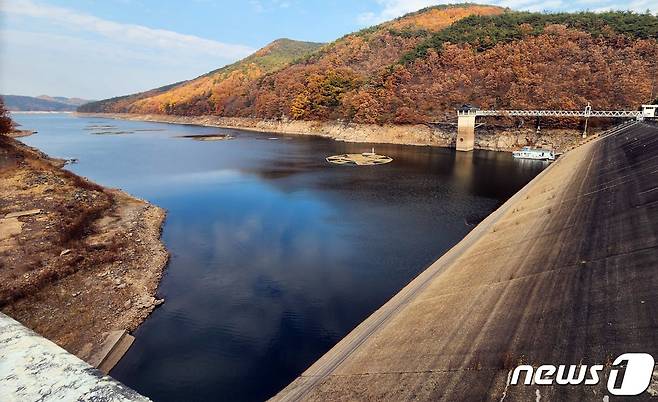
(454, 104, 658, 151)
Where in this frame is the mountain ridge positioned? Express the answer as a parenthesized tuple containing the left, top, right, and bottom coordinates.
(80, 4, 658, 125)
(36, 95, 91, 107)
(80, 38, 324, 115)
(2, 95, 95, 111)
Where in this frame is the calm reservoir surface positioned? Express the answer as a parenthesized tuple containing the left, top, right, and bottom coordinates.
(13, 113, 546, 401)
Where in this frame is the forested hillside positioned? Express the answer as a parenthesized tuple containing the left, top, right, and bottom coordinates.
(80, 39, 323, 114)
(81, 4, 658, 125)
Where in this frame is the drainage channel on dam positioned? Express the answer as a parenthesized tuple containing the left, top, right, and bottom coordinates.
(13, 113, 547, 401)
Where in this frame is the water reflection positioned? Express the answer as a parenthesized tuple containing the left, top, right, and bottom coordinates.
(13, 113, 546, 401)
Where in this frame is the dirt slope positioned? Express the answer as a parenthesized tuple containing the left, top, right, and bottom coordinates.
(0, 134, 168, 358)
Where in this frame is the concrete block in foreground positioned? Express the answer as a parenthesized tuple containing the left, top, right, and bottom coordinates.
(0, 312, 149, 402)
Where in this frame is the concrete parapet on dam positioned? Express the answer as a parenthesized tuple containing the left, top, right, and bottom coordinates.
(0, 313, 149, 401)
(273, 122, 658, 401)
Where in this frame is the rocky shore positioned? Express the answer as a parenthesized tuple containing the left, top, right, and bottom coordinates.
(6, 129, 36, 138)
(0, 133, 168, 362)
(78, 113, 589, 153)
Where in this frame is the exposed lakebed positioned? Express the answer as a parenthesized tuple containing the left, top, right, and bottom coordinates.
(13, 113, 546, 401)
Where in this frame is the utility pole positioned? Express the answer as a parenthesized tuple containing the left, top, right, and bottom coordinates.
(535, 116, 541, 134)
(649, 60, 658, 102)
(583, 102, 592, 138)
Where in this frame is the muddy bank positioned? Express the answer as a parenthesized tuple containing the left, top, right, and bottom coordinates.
(0, 134, 168, 362)
(78, 113, 589, 153)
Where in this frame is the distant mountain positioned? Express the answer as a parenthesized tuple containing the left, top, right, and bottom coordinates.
(36, 95, 92, 107)
(3, 95, 95, 111)
(79, 38, 324, 114)
(81, 4, 658, 125)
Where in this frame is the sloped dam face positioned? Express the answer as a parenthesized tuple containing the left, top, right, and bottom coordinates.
(13, 113, 545, 401)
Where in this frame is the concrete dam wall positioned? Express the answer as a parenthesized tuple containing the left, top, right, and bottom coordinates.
(273, 122, 658, 401)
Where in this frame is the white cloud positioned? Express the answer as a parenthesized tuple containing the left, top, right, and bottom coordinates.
(249, 0, 293, 13)
(358, 0, 438, 25)
(358, 0, 658, 26)
(0, 0, 257, 98)
(1, 0, 255, 59)
(249, 0, 266, 13)
(0, 28, 230, 99)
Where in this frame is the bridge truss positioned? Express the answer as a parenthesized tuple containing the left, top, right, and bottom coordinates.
(474, 109, 642, 119)
(455, 102, 658, 122)
(452, 104, 656, 152)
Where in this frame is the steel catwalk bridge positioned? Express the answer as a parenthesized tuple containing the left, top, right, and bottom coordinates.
(453, 104, 657, 152)
(458, 103, 658, 120)
(473, 109, 642, 118)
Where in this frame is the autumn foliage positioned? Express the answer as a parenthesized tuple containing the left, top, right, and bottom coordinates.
(0, 99, 14, 133)
(80, 39, 324, 115)
(81, 6, 658, 126)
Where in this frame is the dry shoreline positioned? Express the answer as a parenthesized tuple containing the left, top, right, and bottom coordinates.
(6, 129, 37, 138)
(77, 112, 588, 153)
(0, 133, 168, 365)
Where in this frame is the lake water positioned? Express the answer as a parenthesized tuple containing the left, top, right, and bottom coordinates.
(12, 113, 546, 401)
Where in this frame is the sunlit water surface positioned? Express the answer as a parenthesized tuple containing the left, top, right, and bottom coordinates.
(13, 113, 546, 401)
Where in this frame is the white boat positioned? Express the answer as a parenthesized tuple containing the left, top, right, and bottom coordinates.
(512, 147, 555, 161)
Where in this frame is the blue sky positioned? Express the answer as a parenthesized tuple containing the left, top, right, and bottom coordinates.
(1, 0, 656, 99)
